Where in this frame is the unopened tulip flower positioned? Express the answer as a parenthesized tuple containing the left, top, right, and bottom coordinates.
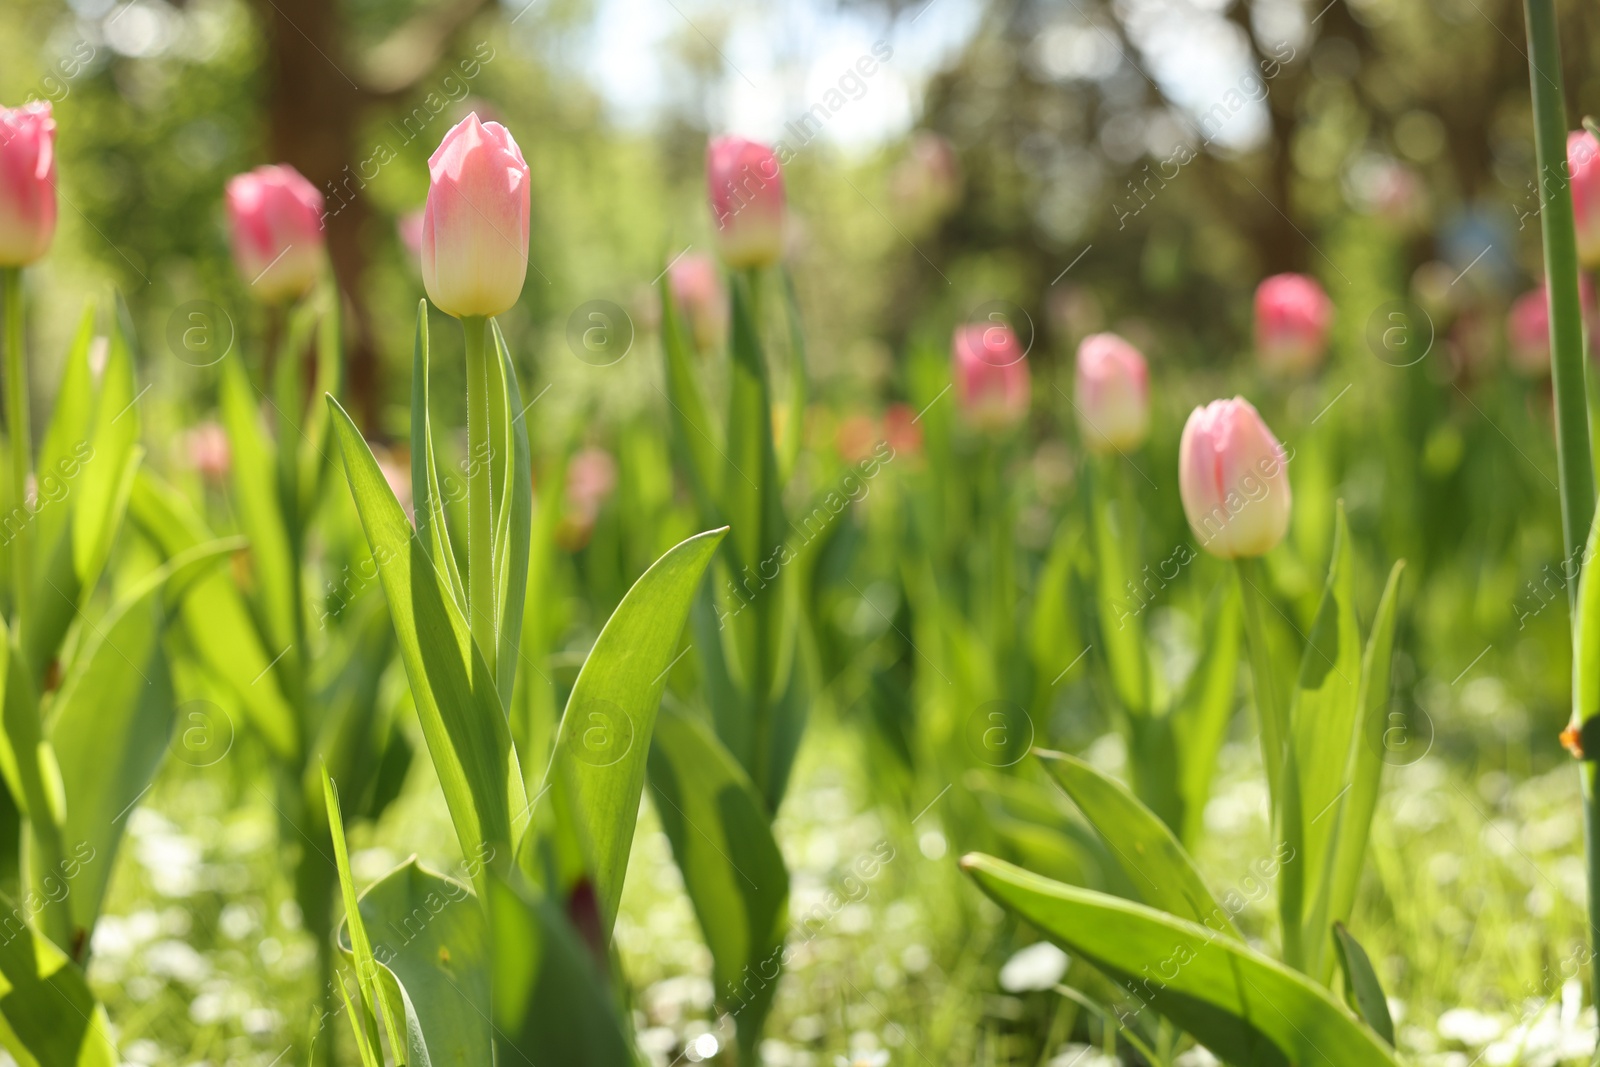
(1254, 273, 1333, 374)
(952, 323, 1030, 430)
(668, 252, 726, 351)
(1074, 332, 1149, 453)
(225, 165, 324, 302)
(0, 103, 57, 267)
(707, 136, 785, 270)
(422, 113, 530, 318)
(1570, 130, 1600, 270)
(1507, 277, 1596, 377)
(1179, 398, 1291, 559)
(185, 421, 230, 485)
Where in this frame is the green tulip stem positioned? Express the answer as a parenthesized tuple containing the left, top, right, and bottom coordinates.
(463, 314, 497, 675)
(1233, 556, 1286, 816)
(2, 268, 29, 640)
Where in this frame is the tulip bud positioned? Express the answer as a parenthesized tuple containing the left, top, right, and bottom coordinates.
(952, 323, 1030, 431)
(1570, 130, 1600, 270)
(1178, 398, 1291, 559)
(421, 114, 530, 318)
(1507, 276, 1596, 377)
(1254, 273, 1333, 374)
(225, 164, 325, 302)
(668, 252, 727, 351)
(1074, 332, 1150, 453)
(185, 420, 230, 485)
(707, 136, 785, 270)
(0, 103, 57, 267)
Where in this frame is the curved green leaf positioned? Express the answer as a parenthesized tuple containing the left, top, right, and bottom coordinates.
(962, 853, 1400, 1067)
(1332, 922, 1394, 1047)
(0, 887, 116, 1067)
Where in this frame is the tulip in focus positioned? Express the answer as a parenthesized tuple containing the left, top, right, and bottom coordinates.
(668, 252, 727, 351)
(952, 323, 1030, 430)
(1178, 397, 1291, 559)
(1074, 332, 1150, 454)
(707, 136, 785, 270)
(1507, 276, 1596, 377)
(1254, 273, 1333, 374)
(185, 421, 231, 485)
(422, 113, 531, 318)
(0, 102, 57, 267)
(225, 164, 325, 302)
(1570, 130, 1600, 270)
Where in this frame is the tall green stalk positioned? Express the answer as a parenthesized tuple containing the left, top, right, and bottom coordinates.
(463, 315, 497, 675)
(2, 268, 29, 640)
(1523, 0, 1600, 1025)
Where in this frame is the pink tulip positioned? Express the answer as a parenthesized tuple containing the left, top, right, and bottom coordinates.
(952, 323, 1030, 430)
(225, 164, 325, 302)
(185, 420, 230, 485)
(1254, 273, 1333, 374)
(1074, 332, 1150, 453)
(397, 208, 425, 263)
(707, 136, 785, 270)
(422, 114, 530, 318)
(1507, 277, 1596, 377)
(1570, 131, 1600, 270)
(0, 103, 57, 267)
(1178, 398, 1291, 559)
(668, 252, 727, 351)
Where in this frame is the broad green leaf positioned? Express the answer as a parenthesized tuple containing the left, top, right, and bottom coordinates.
(69, 297, 140, 587)
(540, 526, 726, 936)
(489, 322, 532, 706)
(409, 303, 466, 612)
(1326, 561, 1406, 955)
(1332, 922, 1394, 1047)
(1172, 583, 1241, 847)
(657, 272, 722, 522)
(962, 854, 1400, 1067)
(128, 471, 298, 759)
(331, 397, 518, 889)
(323, 769, 406, 1060)
(487, 872, 632, 1067)
(1086, 461, 1150, 716)
(0, 627, 68, 951)
(0, 885, 117, 1067)
(1035, 749, 1238, 938)
(648, 704, 788, 1050)
(221, 357, 302, 704)
(1284, 504, 1363, 976)
(337, 858, 493, 1067)
(32, 305, 95, 568)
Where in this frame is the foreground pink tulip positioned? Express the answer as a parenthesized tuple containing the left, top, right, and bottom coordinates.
(668, 252, 726, 351)
(952, 324, 1030, 430)
(1074, 332, 1149, 453)
(707, 136, 785, 270)
(1507, 277, 1596, 377)
(225, 164, 324, 302)
(1179, 398, 1291, 559)
(422, 113, 530, 318)
(1254, 273, 1333, 374)
(0, 103, 57, 267)
(1570, 130, 1600, 269)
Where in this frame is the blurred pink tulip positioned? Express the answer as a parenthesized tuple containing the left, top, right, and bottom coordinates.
(225, 164, 325, 302)
(1254, 273, 1333, 374)
(558, 447, 618, 551)
(422, 113, 530, 318)
(1074, 332, 1150, 453)
(883, 403, 923, 459)
(0, 102, 57, 267)
(668, 252, 726, 351)
(397, 208, 425, 263)
(1507, 277, 1596, 377)
(707, 136, 785, 270)
(952, 323, 1030, 430)
(185, 421, 230, 485)
(1178, 397, 1291, 559)
(1570, 130, 1600, 269)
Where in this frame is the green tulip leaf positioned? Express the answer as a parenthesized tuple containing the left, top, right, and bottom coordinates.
(1332, 922, 1395, 1047)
